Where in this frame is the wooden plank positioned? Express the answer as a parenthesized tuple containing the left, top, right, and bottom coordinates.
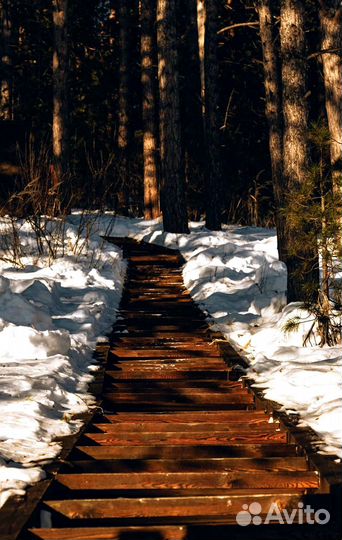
(129, 255, 183, 263)
(28, 526, 187, 540)
(65, 456, 310, 473)
(0, 480, 51, 540)
(102, 385, 247, 396)
(102, 411, 268, 423)
(106, 361, 227, 369)
(102, 393, 255, 406)
(81, 431, 287, 446)
(73, 444, 298, 459)
(43, 494, 304, 521)
(55, 471, 319, 491)
(104, 369, 229, 380)
(91, 422, 280, 433)
(115, 336, 209, 344)
(104, 380, 244, 391)
(110, 348, 222, 358)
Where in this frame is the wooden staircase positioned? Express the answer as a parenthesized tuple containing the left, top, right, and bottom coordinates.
(19, 238, 340, 540)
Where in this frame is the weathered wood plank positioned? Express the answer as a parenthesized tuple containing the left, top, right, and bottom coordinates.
(81, 431, 287, 446)
(64, 456, 310, 473)
(56, 471, 319, 491)
(110, 348, 222, 358)
(102, 411, 267, 423)
(43, 494, 304, 521)
(91, 422, 280, 433)
(28, 526, 187, 540)
(73, 444, 299, 460)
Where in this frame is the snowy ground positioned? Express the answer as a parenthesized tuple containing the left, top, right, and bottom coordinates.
(111, 217, 342, 460)
(0, 213, 126, 507)
(0, 213, 341, 508)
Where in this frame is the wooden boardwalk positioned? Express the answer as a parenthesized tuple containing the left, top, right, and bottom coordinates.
(14, 239, 341, 539)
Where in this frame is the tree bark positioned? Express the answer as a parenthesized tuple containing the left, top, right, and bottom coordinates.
(140, 0, 160, 220)
(0, 0, 13, 120)
(280, 0, 319, 302)
(319, 1, 342, 209)
(197, 0, 206, 117)
(257, 0, 286, 262)
(52, 0, 69, 202)
(204, 0, 223, 231)
(179, 0, 205, 210)
(116, 0, 132, 214)
(156, 0, 189, 233)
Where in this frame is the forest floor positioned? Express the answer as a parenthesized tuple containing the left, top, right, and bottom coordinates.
(0, 213, 341, 508)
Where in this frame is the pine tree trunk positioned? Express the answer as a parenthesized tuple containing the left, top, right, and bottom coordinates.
(257, 0, 286, 262)
(52, 0, 69, 206)
(156, 0, 189, 233)
(196, 0, 206, 117)
(319, 1, 342, 211)
(178, 0, 205, 206)
(141, 0, 160, 220)
(0, 0, 13, 120)
(204, 0, 222, 231)
(280, 0, 319, 302)
(117, 0, 133, 215)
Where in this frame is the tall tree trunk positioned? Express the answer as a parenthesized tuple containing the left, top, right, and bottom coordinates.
(179, 0, 205, 213)
(140, 0, 160, 220)
(196, 0, 206, 117)
(204, 0, 223, 231)
(156, 0, 189, 233)
(117, 0, 132, 214)
(0, 0, 13, 120)
(257, 0, 286, 262)
(280, 0, 319, 302)
(52, 0, 69, 204)
(319, 1, 342, 211)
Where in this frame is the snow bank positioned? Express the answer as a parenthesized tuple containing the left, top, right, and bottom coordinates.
(111, 217, 342, 459)
(0, 213, 126, 507)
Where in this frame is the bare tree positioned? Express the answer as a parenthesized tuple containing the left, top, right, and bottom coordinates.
(257, 0, 286, 261)
(52, 0, 69, 201)
(280, 0, 319, 301)
(319, 1, 342, 207)
(156, 0, 188, 233)
(140, 0, 160, 220)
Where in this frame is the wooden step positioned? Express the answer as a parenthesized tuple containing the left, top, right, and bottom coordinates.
(91, 421, 279, 433)
(105, 369, 229, 380)
(73, 444, 299, 460)
(63, 456, 310, 473)
(43, 494, 304, 522)
(28, 526, 187, 540)
(101, 411, 268, 423)
(103, 380, 244, 392)
(129, 255, 183, 264)
(55, 470, 319, 491)
(102, 392, 255, 407)
(110, 348, 222, 358)
(81, 431, 286, 446)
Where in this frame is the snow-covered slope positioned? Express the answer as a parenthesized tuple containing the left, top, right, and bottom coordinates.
(111, 217, 342, 460)
(0, 214, 126, 507)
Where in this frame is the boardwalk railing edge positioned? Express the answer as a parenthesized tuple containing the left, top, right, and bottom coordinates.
(0, 342, 111, 540)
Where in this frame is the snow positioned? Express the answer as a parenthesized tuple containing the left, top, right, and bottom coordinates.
(110, 217, 342, 459)
(0, 212, 341, 507)
(0, 213, 126, 507)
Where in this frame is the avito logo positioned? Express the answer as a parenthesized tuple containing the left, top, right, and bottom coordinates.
(236, 502, 330, 526)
